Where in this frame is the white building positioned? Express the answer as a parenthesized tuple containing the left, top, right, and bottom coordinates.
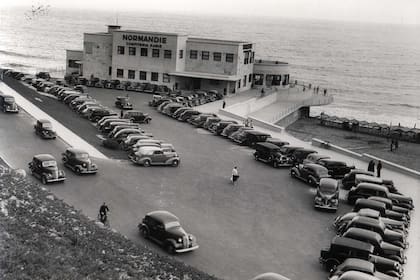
(66, 25, 290, 93)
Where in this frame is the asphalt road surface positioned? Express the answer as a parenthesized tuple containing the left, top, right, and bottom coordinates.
(1, 79, 355, 280)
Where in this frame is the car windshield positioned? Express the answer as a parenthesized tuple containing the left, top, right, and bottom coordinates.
(320, 183, 337, 194)
(317, 168, 330, 177)
(42, 122, 53, 129)
(75, 153, 89, 159)
(41, 160, 57, 168)
(165, 221, 181, 230)
(4, 97, 15, 102)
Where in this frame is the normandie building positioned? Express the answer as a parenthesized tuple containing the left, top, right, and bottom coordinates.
(66, 25, 290, 93)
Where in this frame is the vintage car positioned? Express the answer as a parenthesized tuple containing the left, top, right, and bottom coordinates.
(138, 210, 198, 253)
(115, 96, 133, 110)
(202, 117, 221, 130)
(148, 95, 164, 107)
(172, 107, 192, 119)
(348, 183, 413, 210)
(81, 105, 106, 118)
(74, 85, 88, 93)
(155, 85, 170, 95)
(102, 121, 134, 134)
(130, 139, 165, 152)
(314, 178, 339, 211)
(127, 82, 140, 92)
(354, 174, 400, 194)
(341, 169, 376, 190)
(88, 108, 117, 123)
(291, 148, 318, 164)
(28, 154, 66, 184)
(228, 126, 253, 141)
(116, 81, 130, 90)
(320, 237, 403, 278)
(157, 100, 172, 112)
(105, 79, 120, 89)
(368, 197, 410, 216)
(162, 103, 184, 116)
(278, 145, 304, 158)
(61, 148, 98, 174)
(342, 228, 406, 264)
(209, 120, 237, 135)
(265, 138, 290, 148)
(303, 153, 330, 164)
(290, 163, 330, 187)
(221, 123, 244, 137)
(235, 130, 271, 147)
(69, 96, 93, 110)
(334, 209, 407, 235)
(353, 199, 409, 226)
(189, 114, 217, 127)
(254, 142, 294, 168)
(122, 135, 153, 150)
(123, 111, 152, 124)
(63, 93, 84, 105)
(329, 259, 399, 280)
(178, 110, 201, 122)
(317, 159, 355, 179)
(143, 83, 157, 94)
(338, 216, 408, 249)
(112, 128, 144, 143)
(251, 273, 291, 280)
(34, 119, 57, 139)
(0, 95, 19, 113)
(108, 125, 143, 138)
(36, 71, 51, 80)
(129, 146, 180, 167)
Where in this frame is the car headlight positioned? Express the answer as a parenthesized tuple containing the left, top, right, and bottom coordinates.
(315, 196, 322, 202)
(59, 170, 65, 176)
(188, 235, 193, 241)
(177, 238, 182, 243)
(82, 163, 87, 167)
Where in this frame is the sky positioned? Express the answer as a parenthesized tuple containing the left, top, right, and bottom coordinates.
(1, 0, 419, 25)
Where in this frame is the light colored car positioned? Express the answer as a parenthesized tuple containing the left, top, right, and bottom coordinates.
(252, 272, 291, 280)
(131, 139, 164, 151)
(129, 146, 180, 167)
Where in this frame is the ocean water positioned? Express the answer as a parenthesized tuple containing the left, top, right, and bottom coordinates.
(0, 7, 419, 127)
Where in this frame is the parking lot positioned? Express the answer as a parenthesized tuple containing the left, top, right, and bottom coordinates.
(0, 78, 372, 280)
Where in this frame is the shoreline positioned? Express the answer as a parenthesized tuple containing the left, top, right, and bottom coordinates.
(286, 118, 420, 172)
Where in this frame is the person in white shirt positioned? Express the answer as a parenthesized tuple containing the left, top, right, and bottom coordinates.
(231, 166, 239, 186)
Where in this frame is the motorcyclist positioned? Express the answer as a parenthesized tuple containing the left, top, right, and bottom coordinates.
(99, 202, 109, 224)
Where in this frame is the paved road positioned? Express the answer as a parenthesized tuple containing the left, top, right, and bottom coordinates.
(0, 79, 361, 280)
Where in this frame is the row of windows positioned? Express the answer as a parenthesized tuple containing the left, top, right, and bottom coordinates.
(117, 46, 173, 59)
(115, 68, 170, 82)
(189, 50, 234, 63)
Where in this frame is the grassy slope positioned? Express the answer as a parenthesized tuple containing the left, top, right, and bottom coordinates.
(0, 168, 218, 280)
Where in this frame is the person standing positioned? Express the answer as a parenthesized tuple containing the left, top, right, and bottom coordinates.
(222, 100, 226, 109)
(231, 166, 239, 186)
(377, 160, 382, 177)
(99, 202, 110, 224)
(120, 109, 124, 118)
(367, 160, 375, 173)
(390, 139, 394, 152)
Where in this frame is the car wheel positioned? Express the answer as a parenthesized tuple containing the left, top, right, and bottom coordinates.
(273, 161, 278, 168)
(290, 170, 296, 178)
(254, 154, 258, 160)
(385, 271, 400, 278)
(140, 227, 149, 238)
(145, 119, 150, 124)
(308, 178, 316, 187)
(166, 243, 176, 255)
(325, 259, 339, 271)
(41, 176, 48, 185)
(143, 159, 151, 167)
(172, 160, 179, 167)
(75, 167, 81, 174)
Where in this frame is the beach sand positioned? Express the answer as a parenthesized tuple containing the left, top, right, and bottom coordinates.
(286, 118, 420, 172)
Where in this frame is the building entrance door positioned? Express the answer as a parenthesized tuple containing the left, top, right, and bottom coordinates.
(192, 78, 201, 90)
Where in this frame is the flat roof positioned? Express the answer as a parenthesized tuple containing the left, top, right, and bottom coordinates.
(84, 32, 112, 36)
(169, 71, 241, 81)
(187, 37, 250, 45)
(114, 30, 186, 36)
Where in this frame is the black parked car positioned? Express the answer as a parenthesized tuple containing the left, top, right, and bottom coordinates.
(353, 199, 409, 226)
(265, 138, 289, 148)
(291, 148, 317, 164)
(341, 169, 376, 190)
(115, 96, 133, 110)
(28, 154, 66, 184)
(62, 148, 98, 174)
(34, 119, 56, 139)
(290, 163, 330, 187)
(233, 130, 271, 147)
(36, 71, 51, 80)
(0, 95, 19, 113)
(278, 145, 304, 158)
(220, 123, 244, 137)
(178, 110, 200, 122)
(329, 258, 400, 280)
(317, 159, 355, 179)
(254, 142, 294, 168)
(123, 111, 152, 124)
(88, 108, 117, 123)
(209, 120, 237, 135)
(319, 236, 403, 278)
(189, 114, 217, 127)
(138, 210, 199, 253)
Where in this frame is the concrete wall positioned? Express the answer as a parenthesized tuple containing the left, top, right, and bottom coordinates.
(83, 33, 113, 79)
(175, 36, 188, 72)
(225, 92, 278, 116)
(276, 107, 309, 127)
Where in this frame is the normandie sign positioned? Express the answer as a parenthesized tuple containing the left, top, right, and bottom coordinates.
(122, 34, 167, 44)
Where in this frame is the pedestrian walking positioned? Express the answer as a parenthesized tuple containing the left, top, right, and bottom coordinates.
(323, 89, 327, 96)
(222, 100, 226, 109)
(231, 166, 239, 186)
(390, 139, 394, 152)
(377, 160, 382, 177)
(120, 109, 124, 118)
(367, 160, 375, 173)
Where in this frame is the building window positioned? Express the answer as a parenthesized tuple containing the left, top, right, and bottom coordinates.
(152, 49, 160, 58)
(238, 79, 241, 88)
(117, 69, 124, 78)
(140, 48, 148, 57)
(272, 75, 281, 86)
(109, 66, 112, 76)
(253, 74, 264, 85)
(226, 53, 234, 63)
(248, 74, 252, 83)
(117, 46, 125, 55)
(163, 73, 170, 83)
(68, 60, 78, 68)
(202, 51, 209, 60)
(151, 72, 159, 81)
(244, 51, 250, 64)
(164, 50, 172, 59)
(139, 71, 147, 80)
(190, 50, 198, 59)
(243, 75, 247, 87)
(179, 50, 184, 59)
(213, 52, 221, 61)
(129, 47, 136, 56)
(128, 70, 135, 79)
(250, 52, 255, 63)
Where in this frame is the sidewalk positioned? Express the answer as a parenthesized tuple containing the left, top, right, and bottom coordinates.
(0, 81, 108, 159)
